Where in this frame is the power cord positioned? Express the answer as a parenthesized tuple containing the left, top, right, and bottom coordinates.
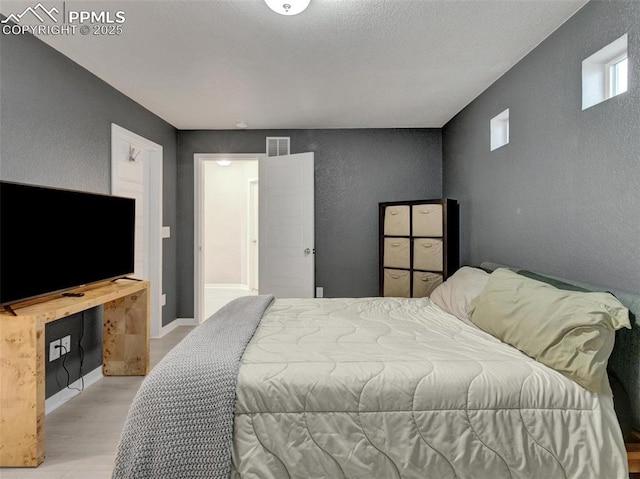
(54, 312, 86, 392)
(56, 344, 83, 392)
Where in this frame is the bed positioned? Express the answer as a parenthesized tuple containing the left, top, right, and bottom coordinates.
(113, 265, 637, 479)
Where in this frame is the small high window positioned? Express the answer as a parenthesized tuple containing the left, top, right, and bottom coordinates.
(608, 55, 628, 97)
(490, 109, 509, 151)
(582, 34, 628, 110)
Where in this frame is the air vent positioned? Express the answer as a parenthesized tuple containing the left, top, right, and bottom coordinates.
(266, 137, 290, 157)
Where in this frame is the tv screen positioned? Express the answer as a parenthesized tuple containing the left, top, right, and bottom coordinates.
(0, 181, 135, 306)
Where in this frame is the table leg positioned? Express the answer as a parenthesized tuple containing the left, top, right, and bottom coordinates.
(0, 315, 45, 467)
(103, 288, 150, 376)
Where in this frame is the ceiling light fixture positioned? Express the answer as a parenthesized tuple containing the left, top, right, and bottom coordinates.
(216, 160, 232, 167)
(264, 0, 310, 16)
(235, 121, 248, 129)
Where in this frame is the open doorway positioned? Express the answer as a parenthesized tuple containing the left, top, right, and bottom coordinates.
(194, 154, 260, 322)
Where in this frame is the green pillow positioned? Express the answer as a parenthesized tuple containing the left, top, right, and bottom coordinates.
(468, 268, 631, 394)
(516, 270, 590, 292)
(516, 270, 634, 324)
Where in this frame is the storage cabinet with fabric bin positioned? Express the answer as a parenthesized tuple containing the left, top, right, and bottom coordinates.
(383, 269, 411, 297)
(383, 205, 410, 236)
(379, 198, 459, 298)
(413, 272, 443, 297)
(412, 204, 443, 236)
(383, 238, 410, 269)
(413, 238, 443, 271)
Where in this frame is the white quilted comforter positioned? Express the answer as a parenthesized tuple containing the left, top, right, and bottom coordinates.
(231, 297, 628, 478)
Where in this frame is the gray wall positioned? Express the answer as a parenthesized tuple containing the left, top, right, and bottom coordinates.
(442, 0, 640, 431)
(44, 310, 101, 398)
(177, 129, 442, 317)
(0, 27, 178, 397)
(443, 0, 640, 296)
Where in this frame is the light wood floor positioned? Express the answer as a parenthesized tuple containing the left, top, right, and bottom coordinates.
(0, 326, 195, 479)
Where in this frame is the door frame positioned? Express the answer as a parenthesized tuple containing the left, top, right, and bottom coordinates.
(111, 123, 163, 338)
(194, 153, 263, 325)
(247, 178, 259, 291)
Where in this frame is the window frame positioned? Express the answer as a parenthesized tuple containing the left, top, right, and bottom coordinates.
(606, 54, 628, 98)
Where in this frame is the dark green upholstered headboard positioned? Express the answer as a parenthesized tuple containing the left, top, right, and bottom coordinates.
(480, 262, 640, 436)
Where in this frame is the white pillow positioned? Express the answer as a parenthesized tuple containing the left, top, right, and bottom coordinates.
(430, 266, 490, 325)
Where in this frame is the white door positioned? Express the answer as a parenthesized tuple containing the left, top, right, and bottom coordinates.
(248, 180, 259, 291)
(111, 124, 163, 337)
(111, 141, 149, 279)
(259, 152, 314, 298)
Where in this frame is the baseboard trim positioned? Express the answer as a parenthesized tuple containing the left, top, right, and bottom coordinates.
(154, 317, 198, 338)
(45, 366, 103, 415)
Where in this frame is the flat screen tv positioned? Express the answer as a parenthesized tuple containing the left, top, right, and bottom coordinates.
(0, 180, 135, 306)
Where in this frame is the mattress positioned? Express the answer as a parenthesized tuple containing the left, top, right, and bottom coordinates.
(231, 297, 628, 478)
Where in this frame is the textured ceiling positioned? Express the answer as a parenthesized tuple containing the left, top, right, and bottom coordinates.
(1, 0, 589, 129)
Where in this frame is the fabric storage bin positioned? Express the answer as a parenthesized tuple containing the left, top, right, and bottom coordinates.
(383, 269, 410, 297)
(413, 238, 443, 271)
(413, 272, 443, 298)
(412, 204, 443, 237)
(384, 205, 410, 236)
(383, 238, 410, 268)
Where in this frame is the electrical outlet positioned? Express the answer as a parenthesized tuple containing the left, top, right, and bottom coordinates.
(49, 339, 61, 361)
(316, 287, 324, 298)
(61, 335, 71, 355)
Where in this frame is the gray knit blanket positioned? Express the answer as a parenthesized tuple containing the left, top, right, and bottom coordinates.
(112, 294, 275, 479)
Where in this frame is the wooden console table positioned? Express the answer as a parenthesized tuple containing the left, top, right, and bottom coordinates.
(0, 279, 150, 467)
